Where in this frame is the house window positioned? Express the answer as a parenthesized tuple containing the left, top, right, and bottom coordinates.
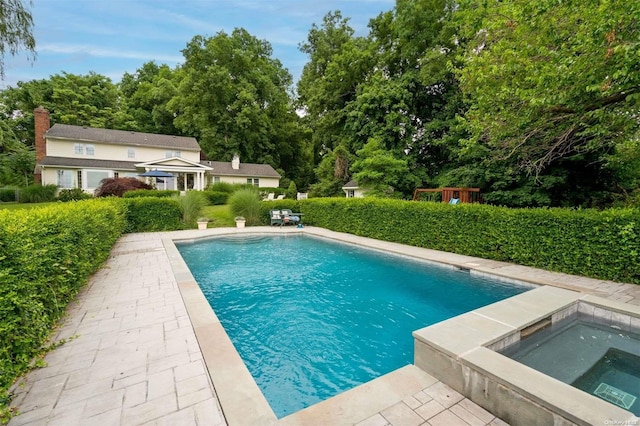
(165, 151, 181, 158)
(86, 170, 110, 189)
(127, 148, 136, 159)
(77, 171, 82, 189)
(214, 176, 220, 184)
(85, 144, 95, 156)
(247, 178, 259, 186)
(74, 144, 84, 155)
(347, 190, 355, 198)
(57, 170, 74, 188)
(114, 172, 119, 178)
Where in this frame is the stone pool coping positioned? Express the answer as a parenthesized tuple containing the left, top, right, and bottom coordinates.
(414, 288, 640, 426)
(164, 226, 640, 425)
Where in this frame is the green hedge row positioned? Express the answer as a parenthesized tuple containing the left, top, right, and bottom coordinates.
(298, 198, 640, 284)
(0, 199, 127, 404)
(123, 197, 184, 233)
(123, 189, 180, 198)
(203, 191, 229, 205)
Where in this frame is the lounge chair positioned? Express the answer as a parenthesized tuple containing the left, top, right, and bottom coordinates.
(266, 192, 275, 201)
(270, 209, 284, 226)
(276, 194, 285, 200)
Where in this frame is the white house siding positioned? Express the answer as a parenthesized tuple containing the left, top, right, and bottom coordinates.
(45, 139, 200, 163)
(212, 176, 280, 188)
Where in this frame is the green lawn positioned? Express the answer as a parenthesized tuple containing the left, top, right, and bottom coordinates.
(200, 204, 235, 227)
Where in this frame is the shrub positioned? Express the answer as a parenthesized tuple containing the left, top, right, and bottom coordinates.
(286, 181, 297, 200)
(172, 191, 207, 227)
(57, 188, 92, 202)
(228, 187, 262, 225)
(299, 198, 640, 284)
(94, 177, 152, 197)
(123, 189, 180, 198)
(0, 199, 126, 415)
(17, 184, 57, 203)
(203, 190, 229, 205)
(206, 182, 235, 193)
(0, 188, 17, 203)
(123, 197, 184, 233)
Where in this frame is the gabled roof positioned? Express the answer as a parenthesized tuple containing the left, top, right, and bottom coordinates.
(137, 157, 212, 170)
(202, 161, 280, 178)
(38, 156, 138, 171)
(342, 179, 359, 189)
(45, 124, 200, 151)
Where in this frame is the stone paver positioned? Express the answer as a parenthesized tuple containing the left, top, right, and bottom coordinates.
(8, 228, 640, 426)
(8, 232, 225, 426)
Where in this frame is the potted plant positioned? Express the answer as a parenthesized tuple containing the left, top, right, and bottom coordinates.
(197, 217, 209, 230)
(235, 216, 246, 228)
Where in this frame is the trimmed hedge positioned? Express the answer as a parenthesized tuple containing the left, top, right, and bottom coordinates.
(0, 199, 127, 414)
(17, 185, 57, 203)
(123, 189, 180, 198)
(298, 198, 640, 284)
(203, 191, 229, 205)
(123, 197, 184, 233)
(0, 189, 17, 203)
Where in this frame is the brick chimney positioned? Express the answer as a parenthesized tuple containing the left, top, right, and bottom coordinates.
(33, 106, 50, 184)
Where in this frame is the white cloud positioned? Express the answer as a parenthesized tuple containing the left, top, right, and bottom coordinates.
(38, 43, 183, 64)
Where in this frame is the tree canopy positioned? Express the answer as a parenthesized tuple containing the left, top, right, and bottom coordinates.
(0, 0, 35, 79)
(0, 1, 637, 206)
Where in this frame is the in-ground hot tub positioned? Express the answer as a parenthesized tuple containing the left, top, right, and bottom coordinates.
(499, 310, 639, 416)
(413, 286, 640, 426)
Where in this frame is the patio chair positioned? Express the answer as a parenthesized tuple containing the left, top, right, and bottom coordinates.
(281, 209, 300, 226)
(270, 209, 284, 226)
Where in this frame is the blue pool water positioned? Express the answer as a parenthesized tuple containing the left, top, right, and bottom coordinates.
(177, 235, 530, 418)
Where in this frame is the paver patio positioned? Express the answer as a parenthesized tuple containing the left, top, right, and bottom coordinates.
(7, 228, 640, 425)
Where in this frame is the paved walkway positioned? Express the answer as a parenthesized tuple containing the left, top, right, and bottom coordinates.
(8, 228, 640, 426)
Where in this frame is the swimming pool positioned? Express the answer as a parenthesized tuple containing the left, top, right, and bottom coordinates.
(177, 234, 531, 418)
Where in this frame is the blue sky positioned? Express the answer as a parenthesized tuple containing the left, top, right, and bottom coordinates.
(2, 0, 395, 89)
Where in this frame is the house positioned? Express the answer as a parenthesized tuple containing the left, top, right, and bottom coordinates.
(33, 107, 280, 192)
(202, 156, 280, 188)
(342, 179, 366, 198)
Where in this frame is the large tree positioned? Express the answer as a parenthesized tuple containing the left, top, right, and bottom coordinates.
(454, 0, 640, 206)
(119, 61, 179, 135)
(297, 11, 374, 164)
(0, 0, 35, 79)
(350, 137, 410, 197)
(0, 116, 34, 185)
(301, 3, 464, 196)
(170, 29, 308, 182)
(0, 72, 132, 147)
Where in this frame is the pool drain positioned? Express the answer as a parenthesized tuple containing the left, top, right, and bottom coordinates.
(594, 383, 636, 410)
